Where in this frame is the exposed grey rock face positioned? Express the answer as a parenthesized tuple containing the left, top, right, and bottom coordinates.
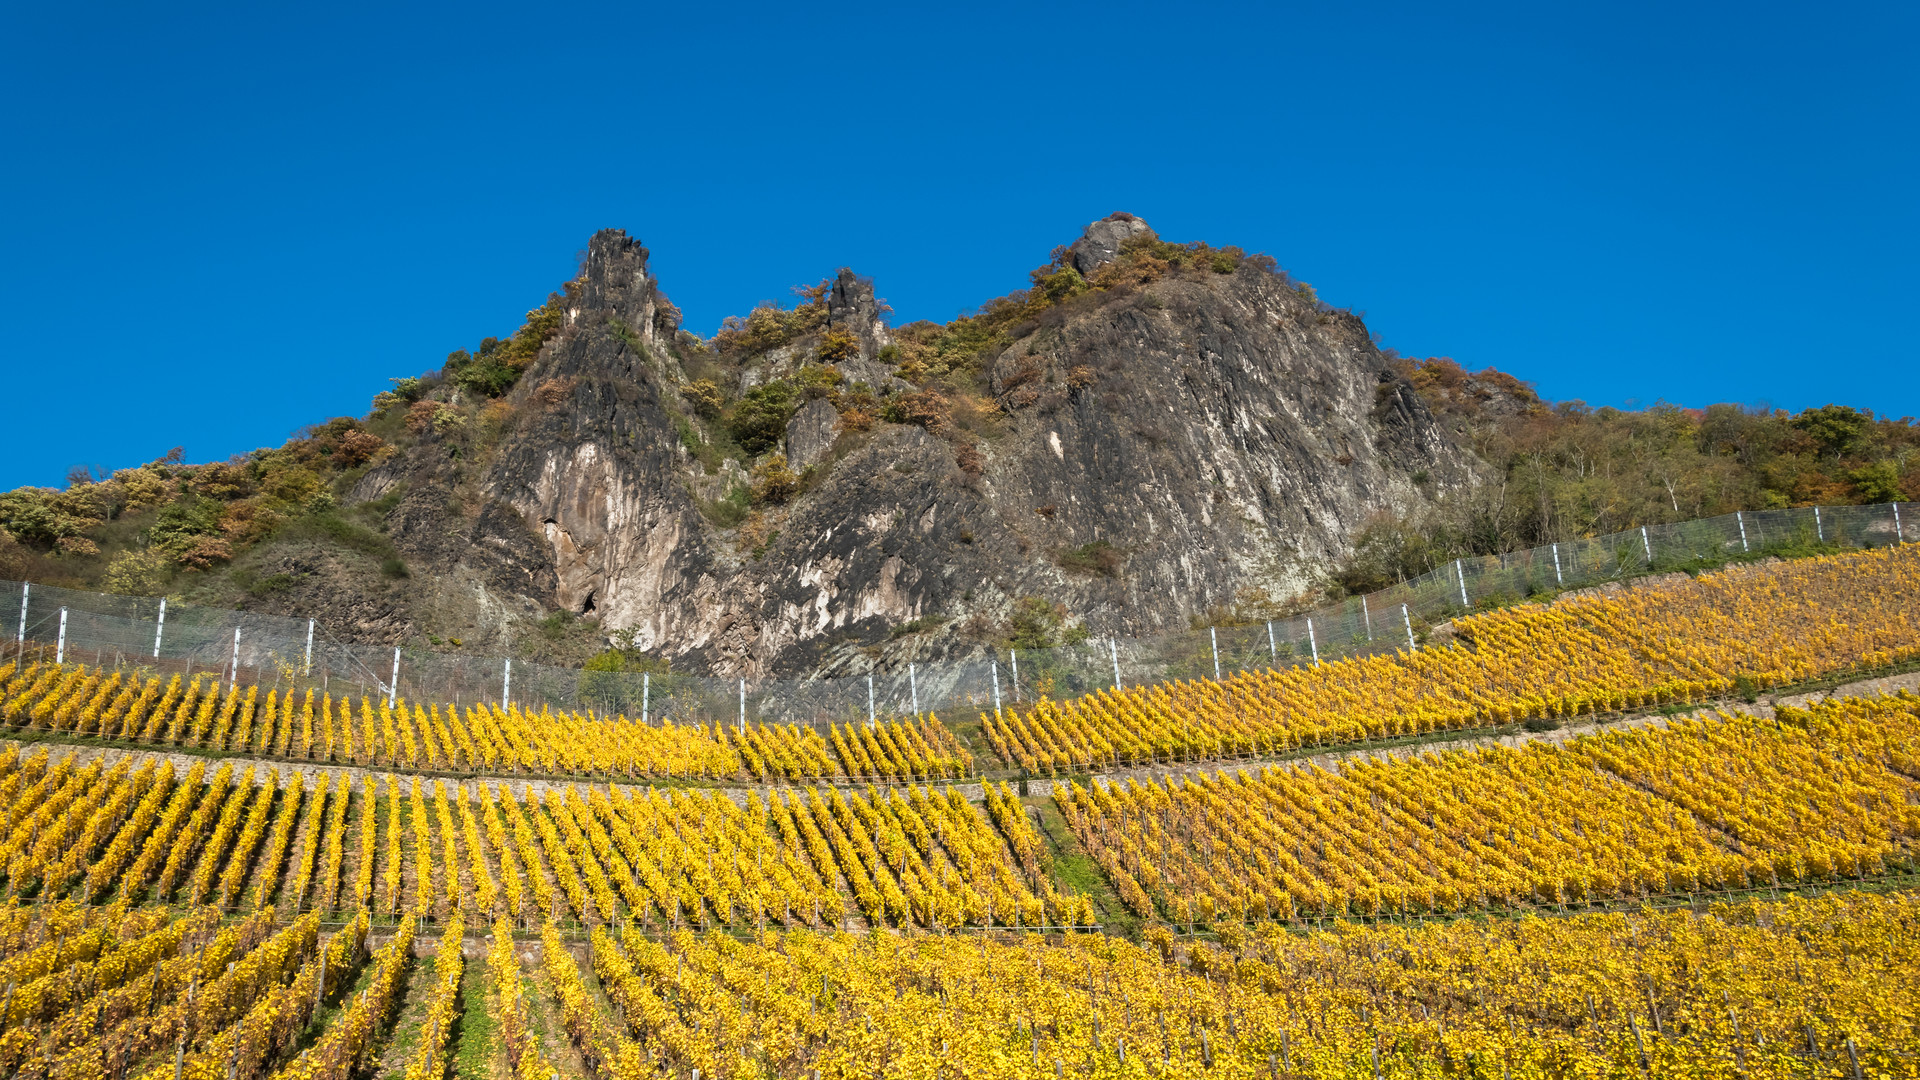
(324, 221, 1478, 676)
(824, 268, 902, 389)
(1067, 213, 1156, 276)
(827, 269, 889, 358)
(574, 229, 677, 346)
(784, 398, 840, 471)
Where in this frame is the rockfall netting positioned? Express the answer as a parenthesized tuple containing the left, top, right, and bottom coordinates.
(4, 502, 1912, 731)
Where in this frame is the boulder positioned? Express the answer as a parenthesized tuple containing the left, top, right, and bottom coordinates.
(1067, 213, 1156, 277)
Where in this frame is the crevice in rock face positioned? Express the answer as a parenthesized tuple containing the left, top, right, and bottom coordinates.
(581, 590, 597, 615)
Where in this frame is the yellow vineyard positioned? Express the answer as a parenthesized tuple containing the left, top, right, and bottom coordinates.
(0, 662, 967, 782)
(985, 546, 1920, 772)
(0, 545, 1916, 1075)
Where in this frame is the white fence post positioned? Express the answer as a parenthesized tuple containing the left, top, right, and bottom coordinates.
(387, 647, 399, 709)
(991, 660, 1001, 713)
(303, 618, 316, 676)
(1402, 603, 1416, 651)
(1361, 597, 1372, 641)
(1896, 503, 1905, 543)
(909, 664, 919, 718)
(641, 672, 649, 725)
(1110, 638, 1122, 691)
(738, 679, 746, 735)
(1266, 620, 1277, 659)
(1455, 559, 1469, 608)
(1210, 627, 1221, 681)
(153, 597, 166, 658)
(14, 583, 27, 656)
(1736, 512, 1749, 553)
(866, 675, 875, 729)
(56, 607, 68, 664)
(230, 628, 243, 693)
(1551, 543, 1563, 587)
(1306, 618, 1319, 667)
(1009, 649, 1020, 703)
(502, 659, 512, 706)
(1815, 506, 1824, 542)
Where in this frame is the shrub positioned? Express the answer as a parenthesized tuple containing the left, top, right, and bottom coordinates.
(1056, 540, 1124, 578)
(879, 389, 952, 433)
(334, 430, 386, 467)
(1008, 596, 1084, 650)
(441, 294, 568, 399)
(795, 363, 844, 397)
(176, 536, 233, 570)
(454, 358, 518, 397)
(380, 557, 410, 579)
(751, 455, 800, 505)
(102, 548, 173, 596)
(188, 462, 254, 500)
(817, 329, 860, 363)
(680, 379, 725, 419)
(232, 567, 296, 598)
(405, 400, 446, 433)
(712, 288, 829, 357)
(729, 381, 801, 456)
(538, 610, 574, 641)
(583, 648, 670, 674)
(148, 496, 225, 554)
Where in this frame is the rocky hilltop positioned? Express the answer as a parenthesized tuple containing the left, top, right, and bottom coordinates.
(3, 216, 1478, 675)
(325, 215, 1474, 675)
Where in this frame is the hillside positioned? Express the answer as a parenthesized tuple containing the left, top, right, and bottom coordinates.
(0, 217, 1474, 675)
(1, 214, 1914, 676)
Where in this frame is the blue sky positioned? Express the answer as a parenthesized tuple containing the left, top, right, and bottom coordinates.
(2, 0, 1914, 489)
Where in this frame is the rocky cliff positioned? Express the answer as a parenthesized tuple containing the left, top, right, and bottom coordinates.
(307, 216, 1478, 675)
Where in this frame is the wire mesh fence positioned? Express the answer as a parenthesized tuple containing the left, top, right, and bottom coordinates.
(2, 502, 1913, 731)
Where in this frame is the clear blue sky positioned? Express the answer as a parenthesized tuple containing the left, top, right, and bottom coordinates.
(2, 0, 1914, 489)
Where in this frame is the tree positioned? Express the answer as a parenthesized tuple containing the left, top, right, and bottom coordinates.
(1793, 404, 1873, 458)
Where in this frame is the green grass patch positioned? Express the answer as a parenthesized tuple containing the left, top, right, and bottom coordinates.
(450, 953, 497, 1080)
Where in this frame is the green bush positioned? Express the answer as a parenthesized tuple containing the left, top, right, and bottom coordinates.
(148, 497, 224, 554)
(729, 380, 801, 456)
